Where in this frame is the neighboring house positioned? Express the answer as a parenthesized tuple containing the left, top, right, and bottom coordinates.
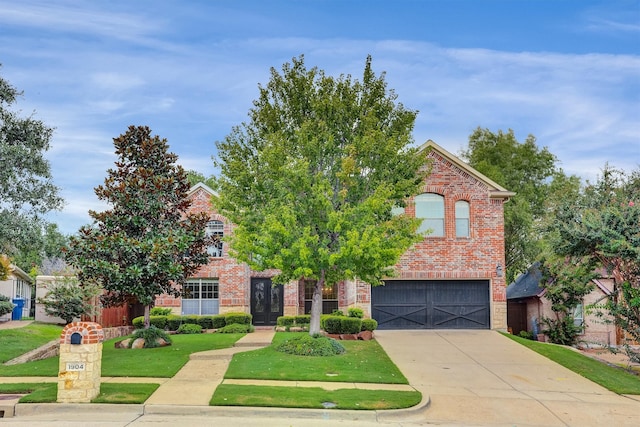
(156, 140, 513, 330)
(0, 263, 33, 321)
(506, 262, 617, 346)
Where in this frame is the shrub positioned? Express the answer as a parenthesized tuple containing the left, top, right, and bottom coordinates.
(218, 323, 253, 334)
(132, 315, 167, 329)
(212, 314, 226, 329)
(130, 326, 172, 348)
(323, 316, 343, 334)
(277, 316, 295, 327)
(541, 316, 583, 346)
(331, 309, 344, 316)
(0, 295, 14, 317)
(150, 307, 172, 316)
(340, 317, 362, 334)
(275, 334, 345, 356)
(294, 315, 311, 324)
(347, 307, 363, 318)
(177, 323, 202, 334)
(37, 277, 101, 324)
(225, 312, 252, 325)
(361, 318, 378, 332)
(166, 314, 183, 331)
(184, 315, 200, 325)
(199, 315, 215, 329)
(518, 330, 534, 340)
(149, 315, 167, 329)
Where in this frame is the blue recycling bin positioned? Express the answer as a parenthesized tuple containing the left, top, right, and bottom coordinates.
(11, 298, 25, 321)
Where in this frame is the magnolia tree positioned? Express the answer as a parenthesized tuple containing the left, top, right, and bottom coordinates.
(66, 126, 211, 328)
(213, 56, 428, 335)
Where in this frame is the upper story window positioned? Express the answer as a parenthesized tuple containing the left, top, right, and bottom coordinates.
(455, 200, 470, 237)
(415, 193, 444, 236)
(206, 220, 224, 257)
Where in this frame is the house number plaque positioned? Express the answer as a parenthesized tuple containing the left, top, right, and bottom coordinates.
(66, 362, 86, 371)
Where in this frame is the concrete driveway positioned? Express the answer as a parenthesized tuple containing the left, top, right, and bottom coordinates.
(375, 329, 640, 426)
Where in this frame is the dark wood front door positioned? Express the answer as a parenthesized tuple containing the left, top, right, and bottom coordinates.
(250, 278, 283, 326)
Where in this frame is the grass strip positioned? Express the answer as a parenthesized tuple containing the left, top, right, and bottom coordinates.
(503, 333, 640, 395)
(0, 382, 159, 403)
(210, 384, 421, 410)
(226, 332, 407, 384)
(92, 383, 159, 403)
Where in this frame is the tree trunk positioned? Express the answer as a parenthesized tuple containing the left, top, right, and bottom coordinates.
(309, 271, 325, 335)
(144, 304, 151, 329)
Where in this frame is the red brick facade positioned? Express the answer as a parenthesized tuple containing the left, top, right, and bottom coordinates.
(155, 140, 511, 329)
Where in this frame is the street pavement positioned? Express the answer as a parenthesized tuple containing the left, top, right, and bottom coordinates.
(1, 324, 640, 426)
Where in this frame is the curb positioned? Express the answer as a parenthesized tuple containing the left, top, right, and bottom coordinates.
(13, 398, 430, 422)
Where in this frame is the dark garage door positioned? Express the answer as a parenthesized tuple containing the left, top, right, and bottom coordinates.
(372, 280, 490, 329)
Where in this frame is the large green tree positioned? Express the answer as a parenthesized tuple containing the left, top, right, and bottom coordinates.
(460, 128, 563, 282)
(214, 56, 428, 335)
(549, 165, 640, 350)
(0, 70, 63, 264)
(65, 126, 212, 328)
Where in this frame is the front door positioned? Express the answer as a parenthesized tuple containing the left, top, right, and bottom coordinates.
(250, 278, 283, 326)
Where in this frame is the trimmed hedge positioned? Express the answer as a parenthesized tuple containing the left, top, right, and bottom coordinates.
(132, 315, 167, 330)
(219, 323, 253, 333)
(225, 312, 252, 325)
(294, 315, 311, 324)
(361, 318, 378, 332)
(133, 312, 253, 331)
(212, 314, 226, 329)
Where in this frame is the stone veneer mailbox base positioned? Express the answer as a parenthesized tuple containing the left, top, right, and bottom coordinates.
(57, 321, 104, 403)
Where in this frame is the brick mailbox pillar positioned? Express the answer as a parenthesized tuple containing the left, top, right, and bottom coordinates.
(57, 321, 105, 403)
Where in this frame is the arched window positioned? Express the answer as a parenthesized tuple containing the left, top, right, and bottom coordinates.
(206, 220, 224, 257)
(455, 200, 470, 237)
(415, 193, 444, 236)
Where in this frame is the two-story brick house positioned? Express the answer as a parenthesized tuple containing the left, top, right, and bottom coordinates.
(155, 140, 513, 330)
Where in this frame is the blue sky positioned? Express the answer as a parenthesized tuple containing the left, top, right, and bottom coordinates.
(1, 0, 639, 235)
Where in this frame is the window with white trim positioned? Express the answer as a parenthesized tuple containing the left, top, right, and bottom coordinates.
(415, 193, 444, 236)
(206, 220, 223, 257)
(182, 279, 219, 315)
(573, 303, 584, 329)
(455, 200, 470, 237)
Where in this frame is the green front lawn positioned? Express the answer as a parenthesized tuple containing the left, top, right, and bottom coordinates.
(0, 332, 244, 377)
(214, 333, 421, 410)
(0, 323, 63, 363)
(504, 333, 640, 395)
(225, 332, 407, 384)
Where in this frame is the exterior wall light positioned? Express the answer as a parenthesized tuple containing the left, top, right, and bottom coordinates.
(496, 263, 503, 277)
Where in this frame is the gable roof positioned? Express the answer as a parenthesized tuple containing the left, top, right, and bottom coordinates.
(187, 182, 219, 198)
(419, 140, 515, 199)
(506, 262, 545, 300)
